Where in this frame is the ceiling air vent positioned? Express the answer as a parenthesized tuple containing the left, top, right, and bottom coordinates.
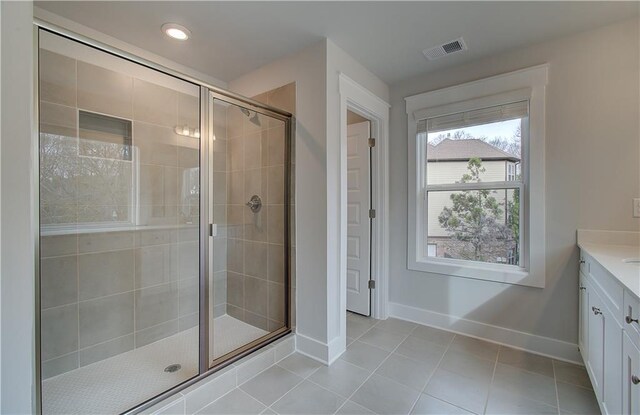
(422, 37, 467, 61)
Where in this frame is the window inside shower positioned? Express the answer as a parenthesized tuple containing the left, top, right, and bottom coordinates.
(38, 29, 292, 414)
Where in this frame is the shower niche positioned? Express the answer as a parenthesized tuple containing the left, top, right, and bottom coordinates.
(37, 29, 292, 414)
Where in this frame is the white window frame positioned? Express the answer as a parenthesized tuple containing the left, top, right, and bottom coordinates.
(406, 65, 548, 288)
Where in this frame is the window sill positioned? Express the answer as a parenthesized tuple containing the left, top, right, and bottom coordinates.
(408, 257, 545, 288)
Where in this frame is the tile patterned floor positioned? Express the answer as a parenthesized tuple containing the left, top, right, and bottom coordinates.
(197, 313, 600, 415)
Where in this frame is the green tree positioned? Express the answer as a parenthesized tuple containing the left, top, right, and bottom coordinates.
(438, 157, 515, 262)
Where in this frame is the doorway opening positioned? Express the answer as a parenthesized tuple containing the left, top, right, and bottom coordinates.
(346, 110, 373, 317)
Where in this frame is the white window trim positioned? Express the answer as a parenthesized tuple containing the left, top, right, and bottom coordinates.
(405, 64, 548, 288)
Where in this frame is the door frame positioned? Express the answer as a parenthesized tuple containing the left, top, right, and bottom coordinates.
(338, 73, 390, 337)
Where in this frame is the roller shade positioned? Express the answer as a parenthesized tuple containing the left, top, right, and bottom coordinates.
(418, 100, 528, 134)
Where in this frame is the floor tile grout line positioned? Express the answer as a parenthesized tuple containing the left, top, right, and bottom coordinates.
(332, 322, 421, 415)
(482, 344, 502, 415)
(552, 360, 561, 415)
(406, 333, 456, 415)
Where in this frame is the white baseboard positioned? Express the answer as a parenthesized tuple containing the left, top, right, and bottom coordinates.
(295, 332, 346, 365)
(389, 302, 582, 364)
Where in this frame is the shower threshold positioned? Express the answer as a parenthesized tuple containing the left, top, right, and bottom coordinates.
(42, 314, 268, 415)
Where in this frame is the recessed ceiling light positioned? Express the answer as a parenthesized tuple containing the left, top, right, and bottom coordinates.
(162, 23, 191, 41)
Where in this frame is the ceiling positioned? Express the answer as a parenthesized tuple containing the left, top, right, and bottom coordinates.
(36, 1, 638, 85)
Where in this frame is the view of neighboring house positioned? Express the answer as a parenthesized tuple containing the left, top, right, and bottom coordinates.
(425, 138, 520, 263)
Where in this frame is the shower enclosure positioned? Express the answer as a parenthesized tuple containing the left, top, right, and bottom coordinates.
(37, 27, 292, 414)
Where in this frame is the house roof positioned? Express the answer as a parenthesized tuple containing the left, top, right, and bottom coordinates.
(427, 139, 520, 162)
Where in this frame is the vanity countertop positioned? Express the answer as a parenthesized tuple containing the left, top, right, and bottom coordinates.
(578, 229, 640, 299)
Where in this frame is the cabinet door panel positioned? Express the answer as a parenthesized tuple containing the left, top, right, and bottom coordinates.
(579, 271, 589, 360)
(602, 306, 622, 415)
(622, 333, 640, 415)
(587, 287, 605, 399)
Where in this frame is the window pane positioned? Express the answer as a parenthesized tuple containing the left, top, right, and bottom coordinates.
(424, 105, 525, 186)
(426, 188, 520, 266)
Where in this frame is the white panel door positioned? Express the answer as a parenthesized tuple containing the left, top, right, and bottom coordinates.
(346, 121, 371, 315)
(622, 332, 640, 415)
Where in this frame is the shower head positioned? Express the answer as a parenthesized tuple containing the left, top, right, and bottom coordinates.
(240, 107, 261, 127)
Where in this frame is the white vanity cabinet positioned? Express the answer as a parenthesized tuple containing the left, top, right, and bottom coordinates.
(579, 250, 635, 415)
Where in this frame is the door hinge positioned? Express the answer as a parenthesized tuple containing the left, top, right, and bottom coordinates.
(369, 209, 376, 219)
(368, 280, 376, 289)
(368, 137, 376, 148)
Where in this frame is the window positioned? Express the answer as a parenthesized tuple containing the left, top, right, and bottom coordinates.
(422, 102, 525, 268)
(406, 65, 548, 287)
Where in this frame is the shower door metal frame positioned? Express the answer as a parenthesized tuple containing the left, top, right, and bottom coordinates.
(33, 20, 293, 415)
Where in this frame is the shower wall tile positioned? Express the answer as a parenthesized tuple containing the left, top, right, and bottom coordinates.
(244, 276, 268, 316)
(79, 334, 134, 367)
(244, 208, 267, 242)
(178, 141, 200, 169)
(266, 166, 284, 204)
(136, 319, 180, 348)
(243, 311, 268, 331)
(227, 207, 245, 239)
(134, 122, 179, 167)
(244, 241, 268, 280)
(41, 303, 78, 361)
(268, 282, 285, 324)
(267, 125, 285, 166)
(267, 205, 285, 244)
(268, 83, 296, 116)
(228, 137, 244, 171)
(40, 101, 77, 136)
(212, 139, 227, 171)
(213, 279, 227, 307)
(40, 49, 77, 107)
(78, 250, 134, 300)
(213, 172, 228, 205)
(133, 79, 178, 128)
(178, 241, 199, 279)
(212, 238, 228, 273)
(42, 352, 78, 380)
(178, 277, 199, 317)
(41, 255, 78, 309)
(134, 282, 179, 330)
(227, 239, 244, 273)
(227, 272, 244, 308)
(244, 131, 264, 168)
(267, 244, 285, 284)
(227, 304, 244, 321)
(226, 106, 244, 139)
(244, 168, 267, 203)
(78, 230, 135, 254)
(41, 234, 78, 258)
(135, 244, 178, 289)
(79, 292, 134, 348)
(177, 93, 199, 128)
(136, 228, 178, 247)
(180, 313, 199, 331)
(227, 171, 244, 205)
(77, 61, 133, 119)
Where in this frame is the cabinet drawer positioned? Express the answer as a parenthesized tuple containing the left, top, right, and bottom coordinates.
(624, 291, 640, 345)
(589, 257, 624, 322)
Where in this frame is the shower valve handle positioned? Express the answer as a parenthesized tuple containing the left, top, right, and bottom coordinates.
(246, 195, 263, 213)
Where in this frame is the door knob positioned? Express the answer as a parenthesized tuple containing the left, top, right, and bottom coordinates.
(626, 316, 639, 325)
(579, 286, 586, 291)
(632, 375, 640, 385)
(592, 306, 602, 315)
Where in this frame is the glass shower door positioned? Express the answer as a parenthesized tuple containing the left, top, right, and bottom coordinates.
(38, 30, 201, 414)
(209, 95, 290, 365)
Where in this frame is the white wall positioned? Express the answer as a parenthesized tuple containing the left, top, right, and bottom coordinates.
(325, 40, 388, 352)
(230, 39, 389, 362)
(1, 2, 36, 413)
(388, 18, 640, 352)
